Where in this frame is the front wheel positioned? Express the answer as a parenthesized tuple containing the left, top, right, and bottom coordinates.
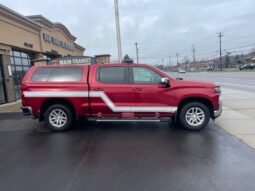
(178, 102, 210, 131)
(45, 104, 73, 131)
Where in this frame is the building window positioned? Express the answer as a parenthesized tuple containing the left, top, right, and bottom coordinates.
(10, 50, 34, 100)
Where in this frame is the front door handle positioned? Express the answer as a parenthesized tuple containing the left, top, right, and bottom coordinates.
(132, 88, 142, 91)
(94, 88, 103, 91)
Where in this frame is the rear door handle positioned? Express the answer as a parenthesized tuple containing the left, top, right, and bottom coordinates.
(132, 88, 142, 91)
(94, 88, 103, 91)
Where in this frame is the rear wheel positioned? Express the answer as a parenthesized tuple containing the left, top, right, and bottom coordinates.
(178, 102, 210, 131)
(45, 104, 73, 131)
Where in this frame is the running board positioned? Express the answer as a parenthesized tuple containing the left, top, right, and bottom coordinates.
(96, 119, 161, 122)
(88, 117, 171, 122)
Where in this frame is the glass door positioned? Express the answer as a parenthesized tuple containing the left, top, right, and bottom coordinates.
(10, 50, 33, 100)
(0, 56, 7, 104)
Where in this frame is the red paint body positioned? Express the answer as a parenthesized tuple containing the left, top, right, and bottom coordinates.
(21, 63, 220, 119)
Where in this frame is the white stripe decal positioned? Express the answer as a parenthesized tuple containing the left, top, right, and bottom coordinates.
(23, 91, 177, 113)
(24, 91, 88, 97)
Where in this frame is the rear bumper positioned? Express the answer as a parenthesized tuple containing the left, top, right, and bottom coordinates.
(21, 106, 32, 116)
(214, 100, 222, 119)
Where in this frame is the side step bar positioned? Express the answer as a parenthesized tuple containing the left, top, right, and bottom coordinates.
(96, 119, 161, 122)
(88, 117, 171, 122)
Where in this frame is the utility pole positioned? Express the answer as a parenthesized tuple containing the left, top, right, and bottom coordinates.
(114, 0, 122, 62)
(135, 42, 139, 63)
(192, 44, 196, 71)
(218, 32, 223, 71)
(176, 53, 179, 67)
(168, 56, 171, 72)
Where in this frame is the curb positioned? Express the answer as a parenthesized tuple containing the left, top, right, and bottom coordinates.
(0, 100, 21, 108)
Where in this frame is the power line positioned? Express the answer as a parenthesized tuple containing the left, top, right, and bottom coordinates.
(225, 43, 255, 51)
(138, 42, 255, 59)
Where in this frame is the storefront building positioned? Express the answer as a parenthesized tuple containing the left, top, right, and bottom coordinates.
(0, 4, 85, 104)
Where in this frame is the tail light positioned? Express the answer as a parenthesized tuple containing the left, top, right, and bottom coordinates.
(20, 84, 27, 98)
(20, 84, 27, 91)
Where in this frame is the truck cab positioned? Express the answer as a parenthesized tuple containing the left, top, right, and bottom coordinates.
(20, 63, 222, 131)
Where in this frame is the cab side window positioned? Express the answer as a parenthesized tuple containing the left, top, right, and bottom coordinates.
(132, 67, 162, 84)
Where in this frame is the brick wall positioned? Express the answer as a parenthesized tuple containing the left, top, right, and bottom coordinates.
(95, 55, 111, 64)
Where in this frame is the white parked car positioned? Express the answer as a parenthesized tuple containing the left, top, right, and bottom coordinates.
(178, 69, 186, 73)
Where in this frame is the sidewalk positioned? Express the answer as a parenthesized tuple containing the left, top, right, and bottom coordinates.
(215, 88, 255, 149)
(0, 101, 21, 113)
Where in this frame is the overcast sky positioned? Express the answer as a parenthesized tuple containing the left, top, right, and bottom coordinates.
(2, 0, 255, 64)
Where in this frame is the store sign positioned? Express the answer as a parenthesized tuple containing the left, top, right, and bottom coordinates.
(43, 33, 74, 51)
(57, 56, 96, 65)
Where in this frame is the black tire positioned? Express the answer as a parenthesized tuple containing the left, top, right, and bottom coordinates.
(178, 102, 210, 131)
(44, 104, 73, 131)
(170, 116, 181, 128)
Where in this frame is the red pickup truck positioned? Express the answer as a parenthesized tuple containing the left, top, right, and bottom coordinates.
(20, 63, 222, 131)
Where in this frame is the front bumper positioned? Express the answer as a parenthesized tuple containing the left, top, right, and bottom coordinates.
(214, 100, 222, 119)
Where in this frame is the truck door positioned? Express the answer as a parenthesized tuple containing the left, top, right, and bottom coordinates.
(129, 66, 176, 117)
(89, 65, 132, 117)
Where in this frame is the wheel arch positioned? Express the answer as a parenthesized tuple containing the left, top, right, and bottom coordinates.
(39, 98, 76, 121)
(176, 97, 214, 119)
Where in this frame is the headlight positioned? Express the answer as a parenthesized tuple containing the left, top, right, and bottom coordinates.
(214, 86, 221, 94)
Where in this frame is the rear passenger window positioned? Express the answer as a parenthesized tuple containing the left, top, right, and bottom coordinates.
(97, 67, 125, 84)
(32, 67, 82, 82)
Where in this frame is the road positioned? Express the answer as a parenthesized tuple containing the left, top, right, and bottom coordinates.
(171, 71, 255, 92)
(1, 113, 255, 191)
(170, 71, 255, 148)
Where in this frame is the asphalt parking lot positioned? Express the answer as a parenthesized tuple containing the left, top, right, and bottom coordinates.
(1, 112, 255, 191)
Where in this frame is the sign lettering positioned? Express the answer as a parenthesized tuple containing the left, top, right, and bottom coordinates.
(43, 33, 74, 51)
(57, 56, 96, 65)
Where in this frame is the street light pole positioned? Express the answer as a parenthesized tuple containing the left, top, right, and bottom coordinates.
(114, 0, 122, 62)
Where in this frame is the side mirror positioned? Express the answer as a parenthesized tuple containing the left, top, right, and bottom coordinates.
(161, 77, 170, 88)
